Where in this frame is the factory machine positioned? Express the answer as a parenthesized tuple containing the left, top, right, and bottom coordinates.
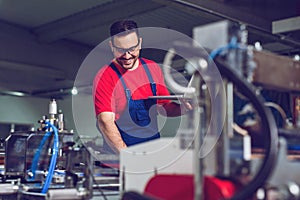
(0, 99, 120, 200)
(119, 21, 300, 200)
(0, 20, 300, 200)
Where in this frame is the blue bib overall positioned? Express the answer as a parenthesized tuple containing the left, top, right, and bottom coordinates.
(110, 59, 160, 147)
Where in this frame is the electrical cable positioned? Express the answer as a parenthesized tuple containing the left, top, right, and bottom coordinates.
(264, 102, 289, 127)
(209, 36, 241, 60)
(162, 38, 278, 199)
(197, 37, 278, 199)
(29, 121, 59, 193)
(209, 38, 278, 199)
(213, 56, 278, 200)
(41, 121, 59, 194)
(30, 130, 52, 180)
(163, 48, 196, 94)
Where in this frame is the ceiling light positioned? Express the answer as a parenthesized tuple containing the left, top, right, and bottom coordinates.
(254, 41, 262, 51)
(293, 54, 300, 61)
(0, 91, 27, 97)
(71, 87, 78, 95)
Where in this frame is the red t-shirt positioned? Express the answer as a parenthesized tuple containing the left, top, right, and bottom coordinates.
(93, 58, 171, 120)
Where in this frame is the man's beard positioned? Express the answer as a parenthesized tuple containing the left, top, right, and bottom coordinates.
(116, 55, 138, 70)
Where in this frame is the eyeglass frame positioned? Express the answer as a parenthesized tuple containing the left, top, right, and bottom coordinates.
(111, 38, 141, 55)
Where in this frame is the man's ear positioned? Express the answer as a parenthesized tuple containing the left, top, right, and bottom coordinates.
(139, 37, 142, 49)
(109, 40, 114, 52)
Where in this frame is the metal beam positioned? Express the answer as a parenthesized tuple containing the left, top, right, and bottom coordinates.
(0, 59, 65, 79)
(33, 0, 164, 43)
(154, 0, 271, 32)
(154, 0, 300, 55)
(272, 16, 300, 34)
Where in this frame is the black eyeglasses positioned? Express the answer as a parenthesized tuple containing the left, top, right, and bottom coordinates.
(112, 40, 140, 55)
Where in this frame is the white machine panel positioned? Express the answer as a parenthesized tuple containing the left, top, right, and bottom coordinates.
(120, 138, 193, 193)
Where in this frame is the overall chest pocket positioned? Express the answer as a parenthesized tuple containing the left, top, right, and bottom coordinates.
(130, 100, 151, 126)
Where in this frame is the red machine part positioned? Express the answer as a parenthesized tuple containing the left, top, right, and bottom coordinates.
(144, 174, 238, 200)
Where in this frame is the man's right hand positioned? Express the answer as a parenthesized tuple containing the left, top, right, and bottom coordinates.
(98, 112, 127, 153)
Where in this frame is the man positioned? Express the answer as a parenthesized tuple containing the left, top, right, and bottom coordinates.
(93, 19, 191, 153)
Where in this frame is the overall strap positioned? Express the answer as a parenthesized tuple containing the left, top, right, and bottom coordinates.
(140, 58, 157, 96)
(109, 62, 131, 99)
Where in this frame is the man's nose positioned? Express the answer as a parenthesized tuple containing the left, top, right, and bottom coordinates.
(123, 51, 132, 58)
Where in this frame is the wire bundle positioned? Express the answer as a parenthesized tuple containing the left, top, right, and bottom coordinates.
(209, 36, 243, 60)
(30, 121, 59, 194)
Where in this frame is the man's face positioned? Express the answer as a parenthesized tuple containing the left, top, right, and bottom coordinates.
(110, 32, 141, 70)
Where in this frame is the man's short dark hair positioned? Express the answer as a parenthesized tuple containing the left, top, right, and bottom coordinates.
(110, 19, 139, 38)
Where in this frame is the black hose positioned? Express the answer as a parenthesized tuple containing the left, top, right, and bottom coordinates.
(214, 57, 279, 200)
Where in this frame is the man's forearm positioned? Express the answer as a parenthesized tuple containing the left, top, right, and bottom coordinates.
(98, 113, 127, 153)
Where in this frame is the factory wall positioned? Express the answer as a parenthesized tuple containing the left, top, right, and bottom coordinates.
(0, 95, 75, 140)
(0, 95, 49, 127)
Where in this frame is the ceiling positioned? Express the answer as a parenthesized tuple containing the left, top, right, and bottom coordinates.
(0, 0, 299, 99)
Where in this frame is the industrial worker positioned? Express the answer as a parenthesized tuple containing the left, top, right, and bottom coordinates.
(93, 19, 192, 153)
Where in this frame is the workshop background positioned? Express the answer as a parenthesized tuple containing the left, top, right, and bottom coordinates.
(0, 1, 300, 199)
